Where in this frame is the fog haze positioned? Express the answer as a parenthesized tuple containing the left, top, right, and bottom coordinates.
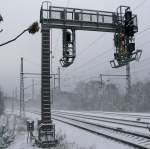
(0, 0, 150, 94)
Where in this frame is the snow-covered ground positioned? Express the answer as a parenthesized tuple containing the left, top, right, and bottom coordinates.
(55, 121, 135, 149)
(55, 110, 150, 135)
(1, 109, 137, 149)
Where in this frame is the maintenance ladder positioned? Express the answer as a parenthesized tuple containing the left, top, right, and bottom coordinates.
(37, 28, 57, 147)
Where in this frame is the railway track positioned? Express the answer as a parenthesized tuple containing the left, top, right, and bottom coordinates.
(51, 111, 150, 149)
(53, 111, 150, 130)
(90, 111, 150, 121)
(29, 110, 150, 149)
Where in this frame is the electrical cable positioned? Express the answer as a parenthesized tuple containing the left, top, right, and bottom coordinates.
(63, 47, 112, 74)
(0, 29, 28, 47)
(60, 1, 149, 84)
(78, 33, 106, 57)
(64, 25, 150, 76)
(133, 0, 147, 11)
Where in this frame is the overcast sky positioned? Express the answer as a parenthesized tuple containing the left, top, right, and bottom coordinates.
(0, 0, 150, 95)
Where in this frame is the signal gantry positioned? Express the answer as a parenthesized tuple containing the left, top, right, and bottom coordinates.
(38, 1, 142, 148)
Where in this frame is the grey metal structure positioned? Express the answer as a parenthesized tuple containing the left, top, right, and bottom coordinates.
(40, 5, 116, 32)
(40, 3, 141, 68)
(38, 27, 57, 147)
(99, 73, 128, 88)
(126, 63, 131, 108)
(110, 6, 142, 68)
(39, 1, 142, 147)
(60, 29, 76, 67)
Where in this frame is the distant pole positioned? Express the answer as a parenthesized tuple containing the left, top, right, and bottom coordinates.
(58, 67, 61, 90)
(12, 90, 14, 114)
(99, 74, 104, 110)
(20, 57, 25, 117)
(126, 63, 131, 106)
(15, 87, 17, 100)
(15, 87, 17, 111)
(32, 79, 35, 100)
(54, 75, 56, 89)
(100, 74, 103, 88)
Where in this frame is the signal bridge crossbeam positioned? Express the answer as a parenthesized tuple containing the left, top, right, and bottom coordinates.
(40, 5, 116, 32)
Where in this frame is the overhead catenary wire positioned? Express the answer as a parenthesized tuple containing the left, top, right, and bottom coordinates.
(73, 24, 150, 73)
(60, 26, 150, 79)
(0, 29, 28, 47)
(131, 65, 150, 74)
(59, 1, 149, 85)
(56, 2, 145, 76)
(66, 0, 70, 7)
(73, 0, 148, 58)
(64, 47, 112, 74)
(77, 33, 106, 57)
(63, 23, 150, 77)
(62, 27, 149, 77)
(137, 26, 150, 37)
(23, 57, 40, 67)
(133, 0, 148, 11)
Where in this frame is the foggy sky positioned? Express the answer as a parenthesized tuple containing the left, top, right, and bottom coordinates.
(0, 0, 150, 94)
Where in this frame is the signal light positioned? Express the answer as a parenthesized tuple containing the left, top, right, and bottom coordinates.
(125, 11, 134, 37)
(66, 31, 71, 43)
(127, 43, 135, 54)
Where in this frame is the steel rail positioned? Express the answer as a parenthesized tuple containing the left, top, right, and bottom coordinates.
(52, 113, 150, 149)
(29, 111, 150, 149)
(53, 113, 150, 139)
(94, 111, 150, 120)
(53, 111, 150, 129)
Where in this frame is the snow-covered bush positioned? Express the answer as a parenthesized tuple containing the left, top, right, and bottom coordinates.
(0, 125, 15, 148)
(0, 115, 15, 148)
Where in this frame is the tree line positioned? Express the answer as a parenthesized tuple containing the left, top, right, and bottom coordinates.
(53, 80, 150, 112)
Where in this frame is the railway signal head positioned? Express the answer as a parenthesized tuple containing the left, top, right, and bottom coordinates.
(65, 30, 71, 43)
(125, 10, 135, 37)
(110, 6, 142, 68)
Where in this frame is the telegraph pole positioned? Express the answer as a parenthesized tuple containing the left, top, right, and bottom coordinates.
(126, 63, 131, 95)
(32, 79, 35, 100)
(58, 67, 61, 90)
(15, 88, 18, 100)
(20, 57, 25, 117)
(15, 87, 17, 110)
(11, 90, 14, 114)
(100, 74, 103, 88)
(126, 63, 131, 110)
